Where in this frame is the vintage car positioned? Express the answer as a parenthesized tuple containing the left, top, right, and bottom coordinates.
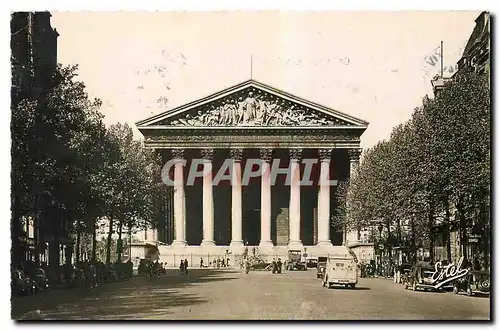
(403, 263, 446, 292)
(322, 247, 358, 289)
(11, 268, 36, 296)
(398, 263, 412, 285)
(317, 257, 328, 279)
(30, 267, 50, 292)
(307, 258, 318, 268)
(453, 270, 490, 296)
(250, 259, 272, 271)
(286, 250, 307, 271)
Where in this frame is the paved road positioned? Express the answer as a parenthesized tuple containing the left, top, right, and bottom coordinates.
(12, 269, 490, 320)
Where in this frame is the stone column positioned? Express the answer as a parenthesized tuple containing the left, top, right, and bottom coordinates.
(259, 148, 273, 249)
(230, 149, 244, 250)
(201, 149, 215, 246)
(288, 148, 303, 249)
(317, 149, 333, 247)
(345, 148, 362, 245)
(171, 149, 187, 246)
(348, 148, 362, 178)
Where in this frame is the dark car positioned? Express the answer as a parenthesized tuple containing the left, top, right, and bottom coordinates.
(453, 270, 490, 296)
(398, 263, 412, 285)
(30, 268, 50, 292)
(307, 258, 318, 268)
(250, 260, 272, 271)
(11, 268, 36, 296)
(403, 263, 437, 291)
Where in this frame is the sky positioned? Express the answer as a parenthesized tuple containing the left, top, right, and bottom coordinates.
(50, 11, 480, 149)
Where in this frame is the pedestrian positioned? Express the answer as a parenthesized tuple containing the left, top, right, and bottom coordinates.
(271, 258, 277, 274)
(222, 259, 226, 268)
(227, 258, 230, 268)
(245, 258, 250, 274)
(277, 258, 282, 274)
(216, 258, 220, 269)
(200, 257, 204, 268)
(179, 260, 185, 276)
(184, 259, 189, 275)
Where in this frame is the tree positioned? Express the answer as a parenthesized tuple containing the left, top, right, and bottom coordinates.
(11, 64, 105, 266)
(347, 71, 490, 267)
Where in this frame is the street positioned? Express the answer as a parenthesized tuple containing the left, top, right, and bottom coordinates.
(12, 269, 490, 320)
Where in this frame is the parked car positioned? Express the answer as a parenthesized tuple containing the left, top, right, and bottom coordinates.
(30, 268, 50, 292)
(453, 270, 490, 296)
(307, 258, 318, 268)
(286, 250, 306, 271)
(398, 263, 412, 285)
(403, 262, 449, 292)
(11, 268, 36, 296)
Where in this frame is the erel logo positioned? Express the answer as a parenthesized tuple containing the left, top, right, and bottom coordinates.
(430, 257, 469, 289)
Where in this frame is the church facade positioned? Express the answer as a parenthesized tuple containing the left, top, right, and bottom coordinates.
(136, 79, 368, 265)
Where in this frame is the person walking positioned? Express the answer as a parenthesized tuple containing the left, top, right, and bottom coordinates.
(179, 260, 185, 276)
(277, 258, 282, 274)
(200, 257, 204, 268)
(245, 258, 250, 274)
(226, 258, 230, 268)
(184, 259, 189, 275)
(271, 259, 277, 274)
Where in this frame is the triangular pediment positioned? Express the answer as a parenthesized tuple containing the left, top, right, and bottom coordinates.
(136, 80, 368, 128)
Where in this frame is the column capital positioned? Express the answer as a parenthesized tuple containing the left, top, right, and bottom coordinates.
(348, 148, 362, 162)
(230, 148, 244, 161)
(318, 149, 333, 161)
(259, 148, 273, 162)
(289, 148, 302, 161)
(171, 148, 185, 159)
(201, 148, 215, 160)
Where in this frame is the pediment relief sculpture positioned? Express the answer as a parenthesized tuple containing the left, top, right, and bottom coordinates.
(166, 90, 353, 127)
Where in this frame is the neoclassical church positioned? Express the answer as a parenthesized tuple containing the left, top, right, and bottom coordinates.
(136, 79, 368, 265)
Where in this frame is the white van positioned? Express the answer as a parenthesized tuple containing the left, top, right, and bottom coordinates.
(321, 247, 358, 289)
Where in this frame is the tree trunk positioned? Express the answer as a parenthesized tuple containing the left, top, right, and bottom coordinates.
(385, 222, 392, 265)
(34, 208, 41, 264)
(11, 197, 24, 267)
(444, 196, 452, 262)
(117, 221, 123, 263)
(91, 220, 97, 262)
(428, 202, 435, 264)
(480, 201, 489, 270)
(128, 226, 132, 262)
(75, 219, 81, 263)
(411, 215, 417, 264)
(457, 197, 468, 264)
(396, 219, 402, 247)
(48, 216, 60, 267)
(106, 217, 113, 264)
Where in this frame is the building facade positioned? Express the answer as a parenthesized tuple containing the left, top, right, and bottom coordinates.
(11, 11, 59, 101)
(137, 79, 368, 265)
(11, 11, 62, 267)
(432, 11, 490, 96)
